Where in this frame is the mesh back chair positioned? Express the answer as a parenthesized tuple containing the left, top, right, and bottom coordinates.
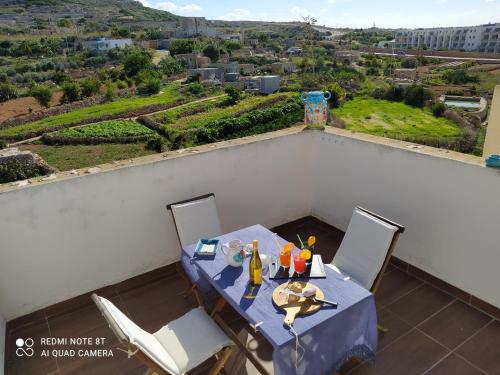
(92, 294, 233, 375)
(328, 207, 404, 330)
(166, 193, 222, 305)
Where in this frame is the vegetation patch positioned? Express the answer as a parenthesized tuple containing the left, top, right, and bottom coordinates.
(41, 120, 154, 145)
(335, 97, 462, 143)
(19, 143, 156, 172)
(0, 85, 182, 141)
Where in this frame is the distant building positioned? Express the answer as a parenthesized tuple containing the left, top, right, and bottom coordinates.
(187, 68, 223, 82)
(175, 53, 211, 69)
(175, 17, 216, 38)
(207, 62, 240, 74)
(240, 64, 256, 75)
(244, 75, 281, 94)
(219, 34, 242, 41)
(82, 38, 132, 52)
(335, 50, 361, 63)
(395, 23, 500, 52)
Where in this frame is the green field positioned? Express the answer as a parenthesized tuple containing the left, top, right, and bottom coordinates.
(44, 120, 154, 141)
(335, 97, 462, 141)
(168, 92, 297, 129)
(19, 143, 155, 171)
(0, 85, 182, 140)
(151, 96, 228, 124)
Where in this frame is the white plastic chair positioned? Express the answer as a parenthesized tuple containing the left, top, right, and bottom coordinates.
(166, 193, 222, 305)
(328, 206, 405, 293)
(92, 294, 233, 375)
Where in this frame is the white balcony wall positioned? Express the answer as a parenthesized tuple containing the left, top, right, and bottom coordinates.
(312, 130, 500, 309)
(1, 127, 500, 320)
(0, 131, 313, 320)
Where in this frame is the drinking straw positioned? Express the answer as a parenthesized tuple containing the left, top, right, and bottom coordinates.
(296, 234, 305, 248)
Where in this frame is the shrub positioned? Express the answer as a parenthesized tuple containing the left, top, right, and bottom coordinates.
(29, 85, 53, 108)
(104, 84, 115, 102)
(137, 77, 162, 95)
(61, 81, 81, 103)
(371, 87, 386, 99)
(146, 135, 167, 152)
(384, 85, 405, 102)
(404, 85, 432, 108)
(0, 83, 17, 102)
(401, 58, 418, 68)
(0, 139, 7, 149)
(80, 78, 101, 98)
(224, 86, 241, 104)
(444, 69, 479, 85)
(159, 57, 184, 77)
(124, 51, 152, 76)
(0, 159, 45, 183)
(366, 67, 380, 76)
(169, 39, 196, 56)
(187, 82, 204, 96)
(324, 82, 346, 108)
(202, 44, 219, 61)
(432, 102, 446, 117)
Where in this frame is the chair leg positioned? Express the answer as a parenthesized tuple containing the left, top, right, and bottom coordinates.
(208, 346, 233, 375)
(213, 314, 271, 375)
(378, 324, 389, 333)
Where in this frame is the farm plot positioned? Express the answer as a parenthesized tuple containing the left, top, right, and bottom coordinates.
(41, 120, 155, 145)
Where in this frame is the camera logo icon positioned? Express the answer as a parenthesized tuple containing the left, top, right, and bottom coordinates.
(15, 338, 34, 357)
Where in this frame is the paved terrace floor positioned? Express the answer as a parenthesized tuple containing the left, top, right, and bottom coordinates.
(5, 217, 500, 375)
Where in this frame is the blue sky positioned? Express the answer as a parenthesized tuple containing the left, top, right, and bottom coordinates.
(139, 0, 500, 29)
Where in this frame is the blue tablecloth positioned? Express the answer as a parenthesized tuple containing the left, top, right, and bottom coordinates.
(181, 224, 377, 375)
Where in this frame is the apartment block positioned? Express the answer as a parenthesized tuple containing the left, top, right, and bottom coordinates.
(395, 23, 500, 52)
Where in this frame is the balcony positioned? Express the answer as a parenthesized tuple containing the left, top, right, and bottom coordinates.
(1, 127, 500, 374)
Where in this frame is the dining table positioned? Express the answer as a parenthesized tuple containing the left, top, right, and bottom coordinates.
(181, 224, 378, 375)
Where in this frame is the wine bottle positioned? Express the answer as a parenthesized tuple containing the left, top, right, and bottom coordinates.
(249, 240, 263, 286)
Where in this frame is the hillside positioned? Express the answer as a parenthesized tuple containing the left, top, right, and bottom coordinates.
(0, 0, 178, 35)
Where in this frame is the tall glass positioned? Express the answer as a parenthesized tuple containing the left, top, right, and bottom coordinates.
(279, 249, 291, 268)
(293, 255, 306, 275)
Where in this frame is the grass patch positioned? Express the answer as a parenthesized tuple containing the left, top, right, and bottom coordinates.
(42, 120, 154, 144)
(19, 143, 155, 171)
(335, 97, 462, 141)
(0, 85, 182, 140)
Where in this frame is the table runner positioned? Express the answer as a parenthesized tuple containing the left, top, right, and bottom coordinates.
(181, 224, 377, 375)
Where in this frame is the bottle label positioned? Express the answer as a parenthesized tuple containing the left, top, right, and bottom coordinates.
(253, 269, 262, 284)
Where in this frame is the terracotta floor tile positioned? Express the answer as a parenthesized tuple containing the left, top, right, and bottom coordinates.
(385, 284, 454, 326)
(350, 329, 449, 375)
(376, 308, 413, 351)
(419, 300, 492, 350)
(456, 320, 500, 375)
(425, 354, 485, 375)
(374, 268, 423, 307)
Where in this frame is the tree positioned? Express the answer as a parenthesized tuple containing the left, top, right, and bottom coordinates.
(144, 28, 161, 40)
(30, 85, 52, 107)
(61, 81, 81, 103)
(324, 82, 346, 108)
(56, 18, 72, 28)
(404, 85, 432, 108)
(0, 83, 17, 102)
(159, 57, 184, 77)
(80, 78, 101, 97)
(169, 39, 195, 56)
(124, 51, 152, 76)
(202, 44, 219, 62)
(432, 102, 446, 117)
(302, 15, 318, 74)
(224, 86, 241, 104)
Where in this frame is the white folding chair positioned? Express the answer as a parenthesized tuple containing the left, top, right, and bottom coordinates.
(166, 193, 222, 305)
(328, 207, 404, 333)
(328, 206, 405, 294)
(92, 294, 233, 375)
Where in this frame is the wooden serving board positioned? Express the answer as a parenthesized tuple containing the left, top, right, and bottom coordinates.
(272, 281, 324, 325)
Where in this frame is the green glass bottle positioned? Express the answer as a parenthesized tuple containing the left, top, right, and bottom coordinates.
(249, 240, 263, 286)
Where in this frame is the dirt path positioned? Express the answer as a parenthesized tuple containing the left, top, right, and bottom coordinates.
(9, 94, 226, 146)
